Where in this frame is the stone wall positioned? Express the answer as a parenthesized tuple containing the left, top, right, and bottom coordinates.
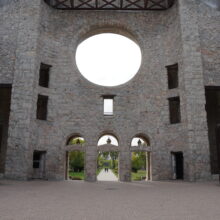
(0, 0, 20, 84)
(28, 0, 192, 181)
(1, 0, 215, 181)
(197, 1, 220, 86)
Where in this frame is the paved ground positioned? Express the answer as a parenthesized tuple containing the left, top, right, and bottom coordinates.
(97, 169, 118, 181)
(0, 180, 220, 220)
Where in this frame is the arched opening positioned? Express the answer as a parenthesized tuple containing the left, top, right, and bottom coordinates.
(97, 134, 118, 146)
(65, 135, 85, 180)
(66, 136, 85, 145)
(76, 33, 142, 87)
(131, 135, 151, 181)
(97, 134, 119, 181)
(131, 134, 150, 147)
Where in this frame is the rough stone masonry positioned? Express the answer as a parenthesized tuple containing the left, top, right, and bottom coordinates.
(0, 0, 219, 181)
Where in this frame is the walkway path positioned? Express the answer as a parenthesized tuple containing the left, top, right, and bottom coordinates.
(97, 169, 118, 181)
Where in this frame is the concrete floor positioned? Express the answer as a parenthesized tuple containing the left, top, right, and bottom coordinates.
(0, 180, 220, 220)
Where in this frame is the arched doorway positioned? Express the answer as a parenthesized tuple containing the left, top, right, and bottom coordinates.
(97, 134, 119, 181)
(130, 134, 151, 181)
(65, 135, 85, 180)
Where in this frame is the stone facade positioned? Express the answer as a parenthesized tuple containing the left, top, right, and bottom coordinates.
(0, 0, 219, 181)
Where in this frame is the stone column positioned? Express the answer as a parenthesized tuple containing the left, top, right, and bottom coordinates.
(119, 151, 131, 182)
(178, 0, 211, 181)
(4, 0, 42, 180)
(85, 146, 97, 182)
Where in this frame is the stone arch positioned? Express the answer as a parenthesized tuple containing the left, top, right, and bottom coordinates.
(97, 131, 120, 147)
(76, 25, 142, 50)
(66, 133, 85, 146)
(130, 133, 151, 147)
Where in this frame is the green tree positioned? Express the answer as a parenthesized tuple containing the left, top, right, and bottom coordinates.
(131, 152, 146, 173)
(69, 137, 85, 145)
(69, 151, 84, 172)
(110, 152, 119, 169)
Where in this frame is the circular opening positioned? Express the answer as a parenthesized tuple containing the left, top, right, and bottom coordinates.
(76, 33, 142, 87)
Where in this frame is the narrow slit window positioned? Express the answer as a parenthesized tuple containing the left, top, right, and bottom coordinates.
(166, 63, 178, 89)
(36, 95, 48, 120)
(0, 125, 3, 153)
(168, 97, 181, 124)
(39, 63, 51, 88)
(33, 151, 41, 168)
(104, 98, 113, 115)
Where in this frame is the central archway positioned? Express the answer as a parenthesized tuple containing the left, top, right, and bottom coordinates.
(97, 134, 119, 181)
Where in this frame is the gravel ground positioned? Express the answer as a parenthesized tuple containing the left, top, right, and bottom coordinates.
(0, 180, 220, 220)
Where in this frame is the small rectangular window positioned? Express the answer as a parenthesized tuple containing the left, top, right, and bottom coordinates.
(36, 95, 48, 120)
(39, 63, 51, 88)
(104, 98, 113, 115)
(166, 63, 178, 89)
(169, 97, 181, 124)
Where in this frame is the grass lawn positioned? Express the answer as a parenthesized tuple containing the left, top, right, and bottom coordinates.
(69, 171, 84, 180)
(132, 170, 146, 181)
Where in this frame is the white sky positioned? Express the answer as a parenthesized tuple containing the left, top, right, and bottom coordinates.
(131, 137, 146, 146)
(76, 33, 142, 87)
(104, 99, 113, 115)
(98, 135, 118, 146)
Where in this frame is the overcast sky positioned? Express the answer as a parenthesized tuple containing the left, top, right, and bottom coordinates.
(76, 33, 142, 87)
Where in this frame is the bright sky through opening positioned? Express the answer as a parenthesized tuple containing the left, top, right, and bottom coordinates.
(98, 135, 118, 146)
(76, 33, 142, 87)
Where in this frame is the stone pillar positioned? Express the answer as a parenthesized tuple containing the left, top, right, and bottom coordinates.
(178, 0, 211, 181)
(4, 0, 42, 180)
(119, 151, 131, 182)
(85, 147, 97, 182)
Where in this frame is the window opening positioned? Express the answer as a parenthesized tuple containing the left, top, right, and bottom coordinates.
(168, 97, 181, 124)
(39, 63, 51, 88)
(104, 98, 113, 115)
(0, 125, 3, 154)
(166, 63, 178, 89)
(76, 33, 142, 87)
(36, 95, 48, 120)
